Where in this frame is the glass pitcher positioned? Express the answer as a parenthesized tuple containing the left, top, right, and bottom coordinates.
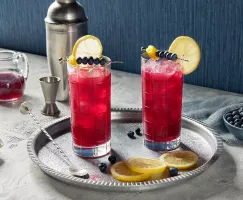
(0, 50, 29, 101)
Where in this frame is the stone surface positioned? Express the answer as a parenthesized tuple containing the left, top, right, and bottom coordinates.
(0, 50, 243, 200)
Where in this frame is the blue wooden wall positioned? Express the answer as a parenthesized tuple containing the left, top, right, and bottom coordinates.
(0, 0, 243, 93)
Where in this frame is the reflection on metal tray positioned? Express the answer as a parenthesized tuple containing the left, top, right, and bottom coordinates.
(27, 108, 223, 192)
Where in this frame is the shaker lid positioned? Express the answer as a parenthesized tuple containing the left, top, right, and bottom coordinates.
(45, 0, 88, 24)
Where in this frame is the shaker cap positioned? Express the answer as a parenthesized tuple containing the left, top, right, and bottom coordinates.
(45, 0, 88, 24)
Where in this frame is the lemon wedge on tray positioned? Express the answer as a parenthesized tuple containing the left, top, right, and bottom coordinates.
(72, 35, 103, 58)
(110, 161, 151, 182)
(169, 36, 201, 75)
(160, 150, 198, 170)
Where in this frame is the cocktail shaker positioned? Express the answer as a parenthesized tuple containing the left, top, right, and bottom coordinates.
(45, 0, 88, 101)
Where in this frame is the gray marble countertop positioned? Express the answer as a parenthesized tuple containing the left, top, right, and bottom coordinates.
(0, 50, 243, 200)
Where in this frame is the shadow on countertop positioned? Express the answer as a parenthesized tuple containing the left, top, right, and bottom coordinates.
(0, 158, 4, 167)
(0, 94, 35, 108)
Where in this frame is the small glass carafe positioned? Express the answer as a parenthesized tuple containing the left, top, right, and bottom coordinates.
(0, 50, 29, 101)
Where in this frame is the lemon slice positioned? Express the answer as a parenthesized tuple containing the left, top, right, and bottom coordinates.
(160, 150, 198, 170)
(110, 161, 151, 182)
(168, 36, 201, 75)
(149, 169, 170, 180)
(72, 35, 103, 58)
(126, 157, 166, 174)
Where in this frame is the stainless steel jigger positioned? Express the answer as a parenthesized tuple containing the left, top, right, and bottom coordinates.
(39, 76, 60, 116)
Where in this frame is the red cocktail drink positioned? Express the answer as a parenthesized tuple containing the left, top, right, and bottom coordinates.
(68, 63, 111, 157)
(142, 58, 183, 150)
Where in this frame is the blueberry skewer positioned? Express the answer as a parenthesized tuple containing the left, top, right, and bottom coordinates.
(141, 47, 188, 62)
(59, 55, 123, 67)
(155, 50, 188, 62)
(75, 56, 123, 66)
(156, 50, 179, 61)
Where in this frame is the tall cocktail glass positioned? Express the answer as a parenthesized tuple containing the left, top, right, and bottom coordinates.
(67, 57, 111, 157)
(141, 52, 183, 151)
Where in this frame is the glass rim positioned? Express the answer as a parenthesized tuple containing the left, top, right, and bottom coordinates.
(141, 52, 183, 72)
(0, 50, 16, 61)
(141, 52, 150, 61)
(39, 76, 61, 83)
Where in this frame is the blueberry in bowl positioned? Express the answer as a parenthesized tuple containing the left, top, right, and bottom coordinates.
(223, 108, 243, 140)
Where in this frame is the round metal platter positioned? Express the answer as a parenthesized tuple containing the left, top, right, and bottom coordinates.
(27, 108, 223, 192)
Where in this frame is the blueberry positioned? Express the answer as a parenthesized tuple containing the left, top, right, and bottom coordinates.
(225, 113, 233, 119)
(169, 167, 178, 177)
(98, 163, 107, 173)
(94, 58, 100, 65)
(158, 51, 165, 58)
(241, 117, 243, 121)
(100, 58, 106, 66)
(88, 57, 94, 65)
(135, 128, 142, 136)
(82, 57, 88, 64)
(240, 112, 243, 117)
(108, 155, 117, 164)
(229, 121, 234, 125)
(164, 51, 169, 58)
(166, 53, 173, 60)
(239, 108, 243, 113)
(232, 111, 239, 116)
(155, 50, 161, 58)
(234, 122, 241, 127)
(233, 115, 240, 120)
(234, 119, 242, 124)
(226, 117, 233, 122)
(171, 53, 178, 61)
(241, 124, 243, 129)
(127, 131, 136, 139)
(76, 57, 82, 64)
(141, 47, 146, 52)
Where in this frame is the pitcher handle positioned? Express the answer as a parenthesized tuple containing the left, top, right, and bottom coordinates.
(14, 52, 29, 80)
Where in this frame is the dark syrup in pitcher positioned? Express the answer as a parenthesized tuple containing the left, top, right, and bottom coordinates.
(0, 72, 25, 101)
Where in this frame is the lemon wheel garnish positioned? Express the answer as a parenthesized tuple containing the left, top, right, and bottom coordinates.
(72, 35, 103, 58)
(110, 161, 151, 182)
(168, 36, 201, 75)
(159, 150, 198, 170)
(125, 157, 167, 174)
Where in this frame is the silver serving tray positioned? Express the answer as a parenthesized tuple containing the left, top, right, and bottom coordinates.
(27, 108, 223, 192)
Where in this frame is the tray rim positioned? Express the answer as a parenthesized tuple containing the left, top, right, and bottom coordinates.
(27, 108, 223, 192)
